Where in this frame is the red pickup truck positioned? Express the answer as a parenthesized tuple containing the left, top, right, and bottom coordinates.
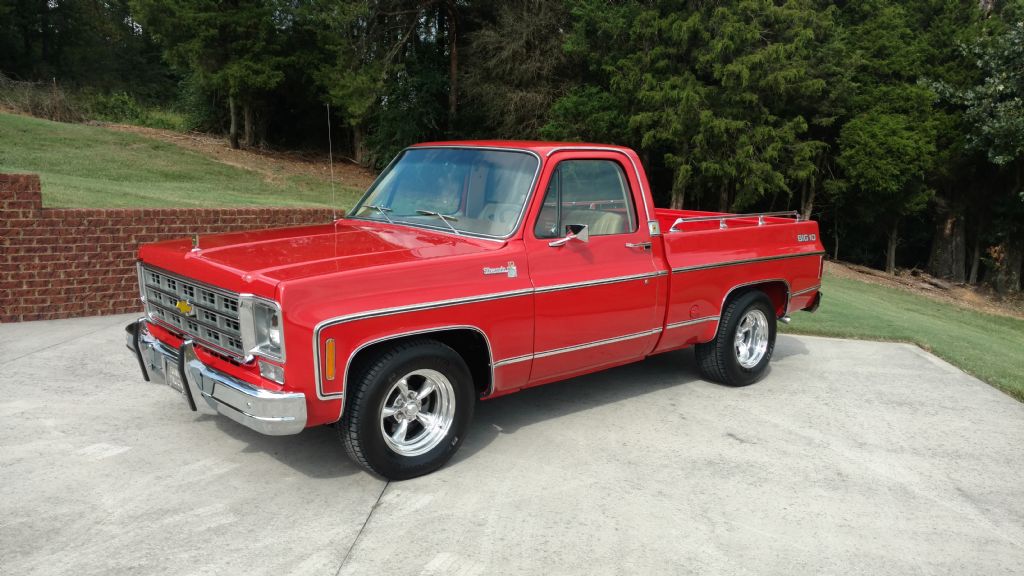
(126, 141, 824, 479)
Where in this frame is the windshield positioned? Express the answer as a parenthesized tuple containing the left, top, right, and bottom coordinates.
(350, 148, 539, 238)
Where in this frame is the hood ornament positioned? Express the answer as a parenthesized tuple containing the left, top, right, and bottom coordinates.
(191, 233, 201, 252)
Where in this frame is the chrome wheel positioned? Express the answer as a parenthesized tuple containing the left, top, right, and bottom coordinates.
(734, 309, 769, 369)
(379, 369, 456, 457)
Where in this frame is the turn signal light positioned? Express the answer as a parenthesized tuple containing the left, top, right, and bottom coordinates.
(325, 338, 336, 381)
(259, 360, 285, 384)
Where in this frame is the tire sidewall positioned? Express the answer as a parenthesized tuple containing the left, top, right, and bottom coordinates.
(351, 342, 475, 480)
(721, 292, 777, 386)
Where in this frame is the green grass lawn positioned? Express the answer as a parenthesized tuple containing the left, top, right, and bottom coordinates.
(0, 112, 363, 208)
(783, 273, 1024, 401)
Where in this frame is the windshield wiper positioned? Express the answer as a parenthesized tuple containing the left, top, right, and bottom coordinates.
(365, 204, 393, 224)
(416, 209, 462, 236)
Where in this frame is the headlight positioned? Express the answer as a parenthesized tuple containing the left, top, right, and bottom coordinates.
(239, 295, 286, 362)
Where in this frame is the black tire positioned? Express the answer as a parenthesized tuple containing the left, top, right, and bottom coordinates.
(695, 290, 777, 387)
(339, 338, 475, 480)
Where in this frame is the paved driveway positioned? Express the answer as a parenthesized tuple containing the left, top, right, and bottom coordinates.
(1, 314, 1022, 576)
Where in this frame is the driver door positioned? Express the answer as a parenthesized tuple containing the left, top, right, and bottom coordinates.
(525, 152, 660, 384)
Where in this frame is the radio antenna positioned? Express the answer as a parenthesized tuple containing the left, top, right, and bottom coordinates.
(326, 103, 337, 222)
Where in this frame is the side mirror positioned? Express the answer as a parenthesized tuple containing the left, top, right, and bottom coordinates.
(548, 224, 590, 247)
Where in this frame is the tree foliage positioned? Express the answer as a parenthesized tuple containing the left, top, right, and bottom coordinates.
(2, 0, 1023, 290)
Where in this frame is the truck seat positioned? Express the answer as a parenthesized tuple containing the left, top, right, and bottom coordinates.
(477, 203, 520, 226)
(563, 209, 626, 236)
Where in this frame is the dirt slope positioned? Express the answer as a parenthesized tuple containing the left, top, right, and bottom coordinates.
(103, 123, 376, 191)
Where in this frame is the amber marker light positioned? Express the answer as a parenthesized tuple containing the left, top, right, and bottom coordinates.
(325, 338, 336, 380)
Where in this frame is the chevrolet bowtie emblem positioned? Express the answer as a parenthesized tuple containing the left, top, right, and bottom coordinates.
(175, 300, 195, 316)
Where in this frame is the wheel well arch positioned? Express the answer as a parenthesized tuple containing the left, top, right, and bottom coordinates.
(345, 327, 494, 401)
(721, 279, 790, 319)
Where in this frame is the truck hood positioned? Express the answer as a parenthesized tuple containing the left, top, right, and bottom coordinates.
(138, 220, 504, 296)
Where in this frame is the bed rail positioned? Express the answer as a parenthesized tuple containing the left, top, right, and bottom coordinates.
(668, 210, 800, 232)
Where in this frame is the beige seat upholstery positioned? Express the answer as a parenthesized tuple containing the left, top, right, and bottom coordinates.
(563, 209, 626, 236)
(478, 203, 520, 226)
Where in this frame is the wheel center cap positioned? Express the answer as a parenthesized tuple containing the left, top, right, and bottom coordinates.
(404, 402, 419, 417)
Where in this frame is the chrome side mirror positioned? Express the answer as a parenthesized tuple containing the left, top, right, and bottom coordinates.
(548, 224, 589, 247)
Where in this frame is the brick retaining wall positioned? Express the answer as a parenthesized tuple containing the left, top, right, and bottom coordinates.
(0, 174, 337, 322)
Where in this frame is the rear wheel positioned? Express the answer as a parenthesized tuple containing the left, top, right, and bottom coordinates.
(695, 291, 777, 387)
(339, 339, 475, 480)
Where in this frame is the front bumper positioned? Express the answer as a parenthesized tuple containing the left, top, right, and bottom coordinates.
(125, 319, 307, 435)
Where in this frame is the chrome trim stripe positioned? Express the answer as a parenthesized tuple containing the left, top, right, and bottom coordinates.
(347, 146, 543, 243)
(671, 251, 826, 274)
(535, 270, 667, 294)
(312, 288, 534, 403)
(492, 328, 662, 367)
(533, 328, 662, 359)
(790, 284, 822, 297)
(544, 146, 655, 233)
(665, 316, 719, 330)
(491, 353, 534, 368)
(313, 268, 679, 407)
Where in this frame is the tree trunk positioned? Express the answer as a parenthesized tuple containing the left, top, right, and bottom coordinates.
(994, 233, 1023, 294)
(802, 177, 817, 220)
(256, 108, 268, 148)
(447, 2, 458, 124)
(718, 182, 730, 212)
(833, 204, 840, 261)
(886, 221, 899, 274)
(927, 204, 966, 282)
(243, 103, 255, 147)
(228, 95, 240, 150)
(968, 231, 982, 285)
(670, 189, 684, 210)
(40, 0, 51, 75)
(352, 124, 367, 166)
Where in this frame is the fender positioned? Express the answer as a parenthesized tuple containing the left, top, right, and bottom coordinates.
(715, 278, 791, 333)
(338, 324, 495, 421)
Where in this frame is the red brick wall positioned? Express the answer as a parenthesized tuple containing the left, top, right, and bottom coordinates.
(0, 174, 337, 322)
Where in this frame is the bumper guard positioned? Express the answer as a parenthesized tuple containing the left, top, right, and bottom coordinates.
(126, 319, 306, 435)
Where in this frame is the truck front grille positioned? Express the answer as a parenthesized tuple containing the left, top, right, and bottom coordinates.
(141, 266, 245, 357)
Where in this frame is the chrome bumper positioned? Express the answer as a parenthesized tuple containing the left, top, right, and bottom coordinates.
(125, 319, 307, 435)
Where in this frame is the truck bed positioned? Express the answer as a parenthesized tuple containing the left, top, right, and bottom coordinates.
(649, 208, 825, 354)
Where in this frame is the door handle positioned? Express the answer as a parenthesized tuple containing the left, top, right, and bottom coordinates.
(625, 242, 652, 251)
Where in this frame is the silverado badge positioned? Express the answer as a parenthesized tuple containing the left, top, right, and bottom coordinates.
(175, 300, 196, 316)
(483, 261, 517, 278)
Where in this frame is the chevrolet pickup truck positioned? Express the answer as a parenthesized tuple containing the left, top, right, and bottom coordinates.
(126, 141, 824, 479)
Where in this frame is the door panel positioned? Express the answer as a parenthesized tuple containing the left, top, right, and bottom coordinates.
(526, 154, 660, 383)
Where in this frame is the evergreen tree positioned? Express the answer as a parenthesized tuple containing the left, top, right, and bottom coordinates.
(131, 0, 287, 148)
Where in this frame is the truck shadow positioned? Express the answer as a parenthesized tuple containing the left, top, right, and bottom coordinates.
(209, 417, 362, 479)
(454, 336, 809, 466)
(454, 348, 705, 465)
(205, 336, 808, 480)
(773, 334, 811, 360)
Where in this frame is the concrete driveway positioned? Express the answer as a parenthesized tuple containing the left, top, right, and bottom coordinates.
(1, 314, 1022, 576)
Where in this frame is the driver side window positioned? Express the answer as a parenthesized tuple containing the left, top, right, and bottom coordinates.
(534, 159, 638, 238)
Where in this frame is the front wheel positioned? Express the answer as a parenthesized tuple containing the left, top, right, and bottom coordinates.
(339, 339, 475, 480)
(695, 290, 777, 387)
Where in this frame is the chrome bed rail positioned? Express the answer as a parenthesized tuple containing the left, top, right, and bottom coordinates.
(668, 210, 800, 233)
